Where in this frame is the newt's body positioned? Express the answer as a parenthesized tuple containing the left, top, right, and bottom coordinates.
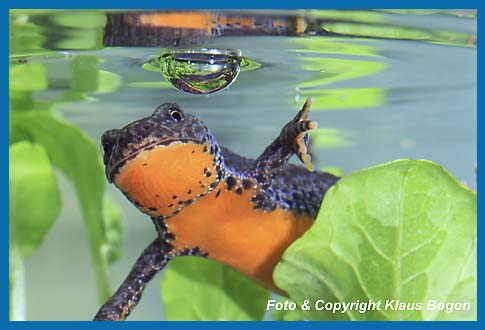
(95, 99, 339, 320)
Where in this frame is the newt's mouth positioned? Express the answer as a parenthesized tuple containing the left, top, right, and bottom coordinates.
(107, 138, 202, 183)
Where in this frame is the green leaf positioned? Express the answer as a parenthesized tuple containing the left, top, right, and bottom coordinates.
(70, 55, 99, 92)
(271, 297, 305, 321)
(304, 10, 387, 24)
(298, 57, 387, 89)
(94, 70, 122, 94)
(310, 128, 352, 149)
(9, 62, 47, 91)
(274, 159, 476, 321)
(9, 242, 26, 321)
(50, 11, 106, 29)
(9, 14, 47, 55)
(46, 11, 106, 50)
(320, 22, 473, 47)
(301, 88, 386, 111)
(101, 195, 123, 263)
(161, 257, 271, 320)
(69, 57, 122, 95)
(10, 111, 112, 302)
(9, 141, 61, 258)
(291, 37, 381, 57)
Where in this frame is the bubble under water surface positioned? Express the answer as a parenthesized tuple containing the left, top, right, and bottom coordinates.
(159, 49, 241, 94)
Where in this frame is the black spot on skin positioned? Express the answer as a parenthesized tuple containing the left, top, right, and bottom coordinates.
(178, 201, 184, 205)
(199, 180, 202, 184)
(252, 193, 265, 201)
(255, 173, 265, 183)
(202, 145, 208, 152)
(203, 168, 207, 174)
(206, 171, 212, 177)
(164, 232, 175, 240)
(226, 176, 236, 190)
(192, 150, 195, 154)
(185, 199, 193, 206)
(242, 179, 252, 190)
(187, 189, 192, 194)
(172, 195, 178, 199)
(215, 189, 221, 198)
(142, 163, 148, 166)
(168, 204, 174, 207)
(235, 188, 243, 195)
(173, 210, 180, 215)
(149, 207, 157, 211)
(155, 194, 160, 198)
(210, 145, 215, 155)
(210, 182, 218, 189)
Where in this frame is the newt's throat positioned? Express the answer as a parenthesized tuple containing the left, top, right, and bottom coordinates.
(114, 141, 219, 217)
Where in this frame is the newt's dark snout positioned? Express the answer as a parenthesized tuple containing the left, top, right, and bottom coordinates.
(102, 129, 120, 167)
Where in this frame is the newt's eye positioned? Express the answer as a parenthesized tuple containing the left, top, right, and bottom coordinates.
(101, 129, 120, 165)
(169, 109, 184, 122)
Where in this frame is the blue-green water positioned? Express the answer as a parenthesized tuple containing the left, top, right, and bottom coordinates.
(10, 10, 476, 320)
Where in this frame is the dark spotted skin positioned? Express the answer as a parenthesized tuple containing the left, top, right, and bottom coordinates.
(94, 99, 339, 321)
(221, 147, 337, 216)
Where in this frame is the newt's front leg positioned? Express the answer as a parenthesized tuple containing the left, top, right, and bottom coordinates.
(254, 98, 316, 186)
(93, 239, 173, 321)
(94, 238, 206, 321)
(93, 239, 204, 321)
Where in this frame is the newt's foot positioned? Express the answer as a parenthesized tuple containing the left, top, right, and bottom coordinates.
(284, 98, 317, 171)
(254, 97, 317, 186)
(294, 98, 316, 171)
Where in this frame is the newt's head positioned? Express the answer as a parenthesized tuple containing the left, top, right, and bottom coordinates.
(102, 103, 224, 217)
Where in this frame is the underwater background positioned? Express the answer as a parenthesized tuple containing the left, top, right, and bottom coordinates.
(9, 10, 476, 320)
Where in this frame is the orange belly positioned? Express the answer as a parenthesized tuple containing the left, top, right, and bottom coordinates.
(165, 184, 313, 291)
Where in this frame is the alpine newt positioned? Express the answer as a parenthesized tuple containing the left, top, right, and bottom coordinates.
(94, 98, 339, 320)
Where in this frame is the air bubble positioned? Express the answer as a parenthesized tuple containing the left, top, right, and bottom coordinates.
(158, 48, 241, 94)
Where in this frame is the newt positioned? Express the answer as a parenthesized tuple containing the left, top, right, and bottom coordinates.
(94, 98, 339, 320)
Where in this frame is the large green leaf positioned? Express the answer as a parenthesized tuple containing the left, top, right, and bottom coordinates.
(274, 159, 476, 321)
(271, 297, 304, 321)
(161, 257, 271, 320)
(10, 111, 113, 302)
(9, 141, 61, 258)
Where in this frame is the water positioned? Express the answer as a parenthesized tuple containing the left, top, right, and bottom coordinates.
(9, 10, 476, 320)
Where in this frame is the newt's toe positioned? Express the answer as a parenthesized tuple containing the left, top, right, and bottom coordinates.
(295, 129, 315, 172)
(292, 98, 316, 171)
(298, 97, 313, 121)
